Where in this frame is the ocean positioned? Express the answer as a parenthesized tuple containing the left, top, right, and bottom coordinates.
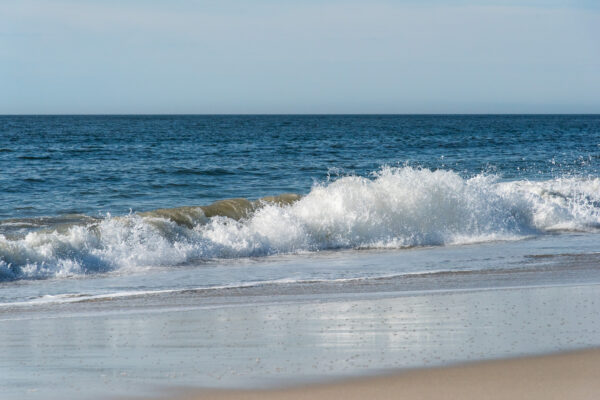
(1, 115, 600, 399)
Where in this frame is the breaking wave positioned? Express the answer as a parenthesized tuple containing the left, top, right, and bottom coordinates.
(1, 167, 600, 281)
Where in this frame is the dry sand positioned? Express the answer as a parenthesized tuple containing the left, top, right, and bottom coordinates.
(173, 349, 600, 400)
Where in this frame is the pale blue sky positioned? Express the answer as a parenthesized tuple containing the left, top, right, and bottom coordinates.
(1, 0, 599, 114)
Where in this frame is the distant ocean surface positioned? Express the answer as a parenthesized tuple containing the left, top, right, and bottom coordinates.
(0, 114, 599, 297)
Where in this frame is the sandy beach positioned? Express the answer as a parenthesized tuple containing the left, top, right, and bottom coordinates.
(177, 349, 600, 400)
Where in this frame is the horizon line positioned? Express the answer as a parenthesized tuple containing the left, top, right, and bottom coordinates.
(1, 112, 599, 117)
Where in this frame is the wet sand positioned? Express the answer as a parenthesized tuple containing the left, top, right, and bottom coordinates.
(177, 349, 600, 400)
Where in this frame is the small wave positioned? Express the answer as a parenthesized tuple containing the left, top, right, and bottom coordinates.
(138, 194, 301, 228)
(3, 263, 588, 308)
(172, 167, 236, 176)
(1, 167, 600, 281)
(23, 177, 45, 183)
(17, 155, 51, 160)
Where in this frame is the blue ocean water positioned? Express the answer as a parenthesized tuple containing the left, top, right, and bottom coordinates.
(0, 115, 600, 284)
(2, 115, 599, 219)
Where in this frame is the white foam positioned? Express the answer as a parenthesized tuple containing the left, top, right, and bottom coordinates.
(1, 167, 599, 280)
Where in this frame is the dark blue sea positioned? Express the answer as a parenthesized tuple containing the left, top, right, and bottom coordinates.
(2, 115, 599, 219)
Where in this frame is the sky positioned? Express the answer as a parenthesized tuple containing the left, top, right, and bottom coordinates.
(1, 0, 599, 114)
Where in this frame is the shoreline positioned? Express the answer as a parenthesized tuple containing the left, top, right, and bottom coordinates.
(171, 348, 600, 400)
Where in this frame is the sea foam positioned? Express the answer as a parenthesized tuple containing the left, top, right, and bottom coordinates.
(1, 167, 599, 280)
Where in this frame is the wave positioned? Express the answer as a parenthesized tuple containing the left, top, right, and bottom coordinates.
(1, 167, 600, 281)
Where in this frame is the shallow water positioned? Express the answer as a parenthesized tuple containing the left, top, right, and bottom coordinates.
(2, 278, 600, 400)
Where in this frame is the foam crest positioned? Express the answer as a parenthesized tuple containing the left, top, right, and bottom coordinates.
(1, 167, 599, 281)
